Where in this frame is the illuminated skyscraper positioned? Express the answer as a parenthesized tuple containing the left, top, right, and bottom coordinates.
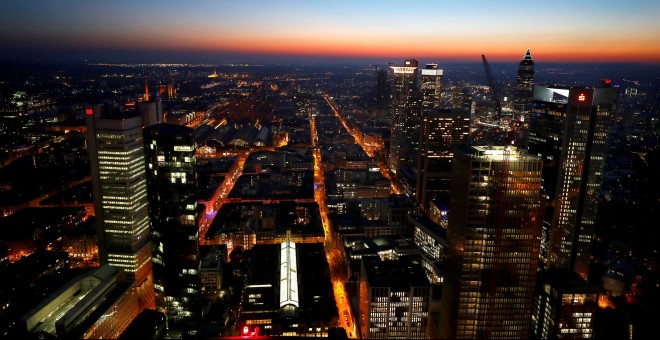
(144, 123, 201, 334)
(86, 101, 162, 311)
(420, 64, 443, 113)
(548, 85, 617, 280)
(440, 146, 543, 339)
(514, 49, 535, 117)
(416, 109, 470, 211)
(389, 59, 421, 173)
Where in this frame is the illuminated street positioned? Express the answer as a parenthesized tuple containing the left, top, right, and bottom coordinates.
(322, 95, 402, 195)
(310, 113, 357, 338)
(198, 150, 249, 245)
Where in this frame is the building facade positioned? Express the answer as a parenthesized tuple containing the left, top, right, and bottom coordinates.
(514, 49, 535, 118)
(144, 123, 202, 333)
(440, 146, 543, 339)
(359, 257, 431, 339)
(416, 109, 470, 211)
(531, 269, 598, 339)
(21, 265, 139, 339)
(547, 85, 617, 280)
(389, 59, 421, 173)
(529, 86, 570, 265)
(420, 64, 443, 113)
(86, 101, 161, 310)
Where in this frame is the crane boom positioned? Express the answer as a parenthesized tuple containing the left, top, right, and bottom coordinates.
(482, 54, 502, 116)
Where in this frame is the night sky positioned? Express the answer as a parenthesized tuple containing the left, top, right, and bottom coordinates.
(1, 0, 659, 63)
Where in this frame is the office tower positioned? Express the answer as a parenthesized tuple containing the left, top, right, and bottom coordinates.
(389, 59, 421, 173)
(528, 86, 570, 198)
(440, 146, 543, 339)
(359, 257, 431, 339)
(416, 109, 470, 211)
(528, 86, 570, 264)
(514, 49, 535, 118)
(531, 269, 598, 339)
(376, 67, 389, 109)
(548, 85, 617, 280)
(86, 101, 161, 310)
(144, 123, 202, 334)
(420, 64, 443, 113)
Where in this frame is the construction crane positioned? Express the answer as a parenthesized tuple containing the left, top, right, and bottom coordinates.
(481, 54, 502, 116)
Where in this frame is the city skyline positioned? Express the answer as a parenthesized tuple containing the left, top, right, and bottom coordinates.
(1, 1, 660, 63)
(1, 2, 659, 337)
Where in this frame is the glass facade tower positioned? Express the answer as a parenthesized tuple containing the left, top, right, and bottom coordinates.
(416, 109, 470, 211)
(440, 146, 543, 339)
(144, 123, 202, 334)
(548, 86, 617, 280)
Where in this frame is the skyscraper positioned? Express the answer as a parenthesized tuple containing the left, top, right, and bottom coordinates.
(514, 49, 534, 118)
(86, 101, 162, 311)
(420, 64, 443, 113)
(376, 67, 389, 109)
(548, 85, 617, 280)
(528, 86, 570, 264)
(389, 59, 421, 173)
(144, 123, 202, 334)
(440, 146, 543, 339)
(416, 109, 470, 211)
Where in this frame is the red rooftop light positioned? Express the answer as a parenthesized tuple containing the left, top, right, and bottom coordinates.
(85, 108, 93, 115)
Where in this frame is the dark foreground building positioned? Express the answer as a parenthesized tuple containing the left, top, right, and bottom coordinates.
(144, 123, 202, 335)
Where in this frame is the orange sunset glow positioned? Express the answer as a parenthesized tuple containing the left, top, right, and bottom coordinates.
(1, 1, 659, 63)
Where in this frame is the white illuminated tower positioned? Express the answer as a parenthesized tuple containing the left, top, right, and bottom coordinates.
(420, 63, 443, 113)
(86, 101, 162, 311)
(389, 59, 420, 173)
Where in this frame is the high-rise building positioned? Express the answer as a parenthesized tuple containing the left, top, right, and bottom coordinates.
(514, 49, 535, 118)
(86, 101, 162, 311)
(420, 64, 443, 113)
(389, 59, 421, 173)
(376, 67, 389, 109)
(528, 86, 570, 264)
(547, 85, 617, 280)
(416, 109, 470, 211)
(359, 257, 431, 339)
(528, 86, 570, 198)
(531, 269, 599, 339)
(144, 123, 202, 334)
(440, 146, 543, 339)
